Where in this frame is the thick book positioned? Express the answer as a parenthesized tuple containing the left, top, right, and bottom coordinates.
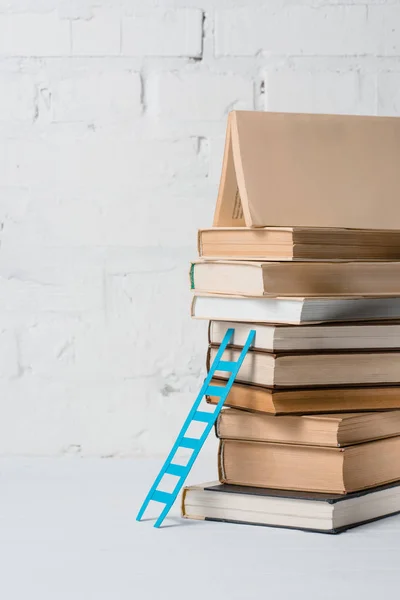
(216, 407, 400, 447)
(207, 381, 400, 415)
(190, 260, 400, 297)
(192, 295, 400, 324)
(182, 481, 400, 534)
(218, 436, 400, 494)
(209, 320, 400, 352)
(198, 227, 400, 261)
(213, 111, 400, 230)
(208, 346, 400, 388)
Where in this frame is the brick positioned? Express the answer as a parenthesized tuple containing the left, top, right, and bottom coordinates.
(378, 72, 400, 116)
(52, 71, 142, 123)
(147, 71, 253, 120)
(122, 9, 203, 58)
(215, 6, 376, 57)
(0, 186, 215, 249)
(265, 69, 376, 115)
(19, 314, 87, 380)
(0, 73, 35, 121)
(0, 191, 110, 248)
(57, 0, 93, 20)
(0, 246, 104, 313)
(0, 131, 208, 192)
(0, 0, 59, 11)
(0, 12, 70, 56)
(72, 8, 120, 56)
(369, 6, 400, 56)
(102, 248, 205, 378)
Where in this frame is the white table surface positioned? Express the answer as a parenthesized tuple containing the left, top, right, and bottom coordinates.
(1, 455, 400, 600)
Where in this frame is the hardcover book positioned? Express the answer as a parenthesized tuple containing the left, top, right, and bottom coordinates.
(182, 481, 400, 534)
(191, 260, 400, 297)
(207, 381, 400, 415)
(198, 227, 400, 261)
(192, 295, 400, 324)
(218, 436, 400, 493)
(209, 320, 400, 352)
(207, 346, 400, 388)
(213, 111, 400, 230)
(216, 407, 400, 447)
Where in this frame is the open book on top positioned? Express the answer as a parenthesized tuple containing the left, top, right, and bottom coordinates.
(214, 111, 400, 230)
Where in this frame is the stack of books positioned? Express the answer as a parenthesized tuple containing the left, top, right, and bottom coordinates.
(182, 111, 400, 534)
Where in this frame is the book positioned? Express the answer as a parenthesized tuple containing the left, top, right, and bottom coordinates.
(216, 408, 400, 447)
(213, 111, 400, 230)
(190, 260, 400, 297)
(208, 346, 400, 388)
(198, 227, 400, 261)
(207, 381, 400, 415)
(182, 481, 400, 534)
(209, 320, 400, 352)
(192, 295, 400, 324)
(218, 436, 400, 493)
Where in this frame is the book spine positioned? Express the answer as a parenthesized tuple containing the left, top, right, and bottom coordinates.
(218, 440, 226, 483)
(189, 263, 195, 289)
(181, 486, 188, 517)
(214, 412, 222, 439)
(197, 229, 203, 257)
(206, 346, 211, 372)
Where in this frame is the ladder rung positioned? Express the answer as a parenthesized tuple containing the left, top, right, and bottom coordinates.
(193, 410, 214, 423)
(216, 360, 237, 371)
(166, 464, 187, 477)
(205, 385, 226, 397)
(179, 437, 200, 450)
(152, 490, 173, 505)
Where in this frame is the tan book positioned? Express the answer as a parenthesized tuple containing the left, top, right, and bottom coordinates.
(216, 408, 400, 447)
(209, 320, 400, 352)
(198, 227, 400, 260)
(191, 260, 400, 297)
(207, 380, 400, 415)
(213, 111, 400, 230)
(208, 346, 400, 388)
(218, 436, 400, 494)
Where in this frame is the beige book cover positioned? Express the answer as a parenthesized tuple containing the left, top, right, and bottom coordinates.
(213, 111, 400, 230)
(191, 260, 400, 297)
(216, 408, 400, 447)
(218, 436, 400, 494)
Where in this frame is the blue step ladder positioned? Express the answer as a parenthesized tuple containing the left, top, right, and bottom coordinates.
(136, 327, 255, 528)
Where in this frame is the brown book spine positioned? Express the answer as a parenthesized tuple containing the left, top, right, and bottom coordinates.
(190, 296, 196, 318)
(197, 229, 202, 257)
(214, 413, 222, 439)
(181, 486, 189, 518)
(217, 440, 226, 483)
(207, 321, 212, 345)
(206, 346, 211, 372)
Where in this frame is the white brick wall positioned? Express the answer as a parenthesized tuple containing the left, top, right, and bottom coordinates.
(0, 12, 71, 55)
(121, 9, 203, 57)
(1, 0, 400, 457)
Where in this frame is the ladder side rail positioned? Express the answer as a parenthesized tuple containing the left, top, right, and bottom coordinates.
(136, 328, 235, 522)
(153, 330, 256, 527)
